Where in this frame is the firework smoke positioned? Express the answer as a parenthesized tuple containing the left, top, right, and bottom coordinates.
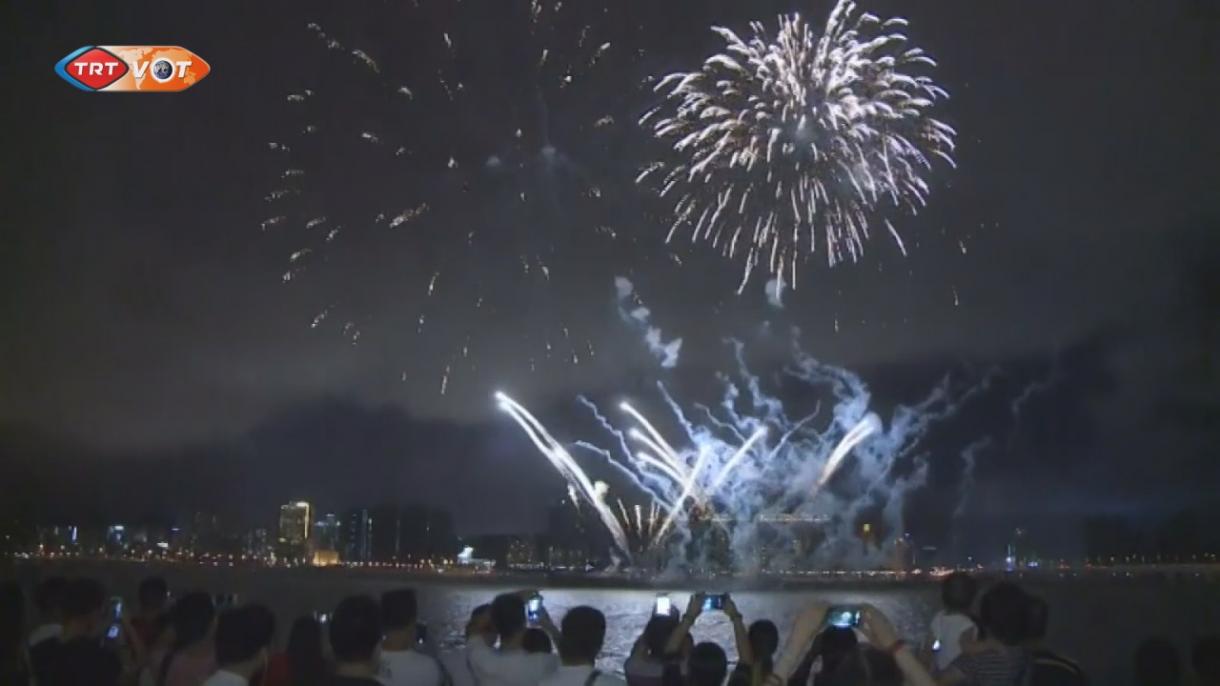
(639, 0, 956, 294)
(499, 332, 1000, 569)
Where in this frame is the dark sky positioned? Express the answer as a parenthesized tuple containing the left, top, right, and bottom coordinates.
(1, 0, 1217, 543)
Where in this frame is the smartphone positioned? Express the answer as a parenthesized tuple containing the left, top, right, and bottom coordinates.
(825, 606, 861, 629)
(526, 595, 543, 623)
(654, 594, 672, 616)
(702, 594, 726, 612)
(106, 623, 121, 640)
(932, 638, 942, 652)
(108, 597, 123, 621)
(313, 611, 330, 624)
(416, 622, 428, 644)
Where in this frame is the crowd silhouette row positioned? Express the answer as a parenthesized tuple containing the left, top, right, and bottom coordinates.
(1, 573, 1217, 686)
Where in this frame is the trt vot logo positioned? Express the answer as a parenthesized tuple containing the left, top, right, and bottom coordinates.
(55, 45, 210, 92)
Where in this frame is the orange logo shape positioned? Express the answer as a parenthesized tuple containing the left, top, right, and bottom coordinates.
(56, 46, 210, 92)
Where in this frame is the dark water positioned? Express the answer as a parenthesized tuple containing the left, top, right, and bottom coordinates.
(8, 562, 1219, 683)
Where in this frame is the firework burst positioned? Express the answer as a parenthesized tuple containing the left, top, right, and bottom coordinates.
(638, 0, 956, 293)
(264, 1, 634, 394)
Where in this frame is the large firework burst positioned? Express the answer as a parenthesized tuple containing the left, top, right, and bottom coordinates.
(638, 0, 957, 293)
(263, 0, 633, 396)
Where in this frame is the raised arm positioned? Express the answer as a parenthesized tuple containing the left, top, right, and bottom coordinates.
(859, 605, 936, 686)
(769, 601, 828, 684)
(723, 595, 754, 667)
(664, 592, 705, 656)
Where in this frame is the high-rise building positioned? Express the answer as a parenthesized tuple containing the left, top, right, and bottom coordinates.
(343, 508, 373, 564)
(314, 513, 341, 551)
(278, 501, 312, 552)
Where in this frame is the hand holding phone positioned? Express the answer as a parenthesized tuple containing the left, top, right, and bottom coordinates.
(701, 593, 726, 612)
(526, 595, 544, 624)
(825, 606, 861, 629)
(653, 594, 672, 616)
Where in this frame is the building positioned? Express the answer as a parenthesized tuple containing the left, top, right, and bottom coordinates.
(343, 508, 373, 564)
(314, 513, 341, 551)
(278, 501, 312, 557)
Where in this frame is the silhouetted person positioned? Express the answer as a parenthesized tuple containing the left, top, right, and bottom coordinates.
(0, 582, 30, 686)
(155, 591, 217, 686)
(30, 577, 121, 686)
(1024, 595, 1086, 686)
(379, 588, 441, 686)
(1134, 637, 1181, 686)
(1192, 636, 1220, 686)
(438, 604, 494, 686)
(131, 577, 170, 650)
(328, 595, 383, 685)
(688, 642, 728, 686)
(525, 627, 555, 654)
(265, 616, 329, 686)
(730, 620, 779, 686)
(202, 604, 276, 686)
(787, 626, 858, 686)
(941, 582, 1030, 686)
(28, 576, 67, 647)
(927, 572, 978, 672)
(541, 606, 625, 686)
(626, 615, 680, 686)
(829, 646, 903, 686)
(468, 592, 559, 686)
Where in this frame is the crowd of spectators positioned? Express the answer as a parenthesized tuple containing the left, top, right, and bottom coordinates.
(0, 572, 1216, 686)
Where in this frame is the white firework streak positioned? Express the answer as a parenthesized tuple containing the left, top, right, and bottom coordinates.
(640, 1, 956, 292)
(498, 335, 1006, 567)
(496, 392, 630, 554)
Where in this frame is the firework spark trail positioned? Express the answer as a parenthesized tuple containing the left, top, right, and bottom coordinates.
(495, 392, 629, 553)
(812, 413, 879, 493)
(639, 0, 956, 293)
(267, 5, 628, 395)
(498, 325, 1012, 568)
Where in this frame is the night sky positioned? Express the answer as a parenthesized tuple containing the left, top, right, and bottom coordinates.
(1, 0, 1217, 546)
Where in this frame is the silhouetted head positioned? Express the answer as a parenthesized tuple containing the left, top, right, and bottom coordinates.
(491, 594, 527, 641)
(466, 604, 495, 645)
(63, 578, 107, 633)
(138, 577, 169, 614)
(34, 577, 67, 620)
(380, 588, 418, 633)
(214, 604, 275, 668)
(978, 582, 1029, 646)
(1025, 595, 1050, 642)
(168, 592, 216, 647)
(749, 620, 780, 661)
(330, 595, 382, 665)
(286, 616, 325, 668)
(523, 627, 553, 654)
(642, 614, 678, 659)
(1134, 637, 1181, 686)
(559, 606, 605, 664)
(941, 572, 978, 614)
(819, 626, 859, 675)
(688, 642, 728, 686)
(829, 646, 903, 686)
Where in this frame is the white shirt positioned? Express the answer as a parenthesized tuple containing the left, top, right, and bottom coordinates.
(540, 664, 626, 686)
(28, 623, 62, 646)
(929, 610, 976, 671)
(438, 647, 477, 686)
(380, 648, 443, 686)
(201, 670, 248, 686)
(468, 640, 559, 686)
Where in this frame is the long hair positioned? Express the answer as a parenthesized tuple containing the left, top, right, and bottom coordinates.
(286, 616, 328, 686)
(158, 592, 215, 686)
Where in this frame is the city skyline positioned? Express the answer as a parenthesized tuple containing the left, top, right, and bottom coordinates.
(1, 0, 1218, 560)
